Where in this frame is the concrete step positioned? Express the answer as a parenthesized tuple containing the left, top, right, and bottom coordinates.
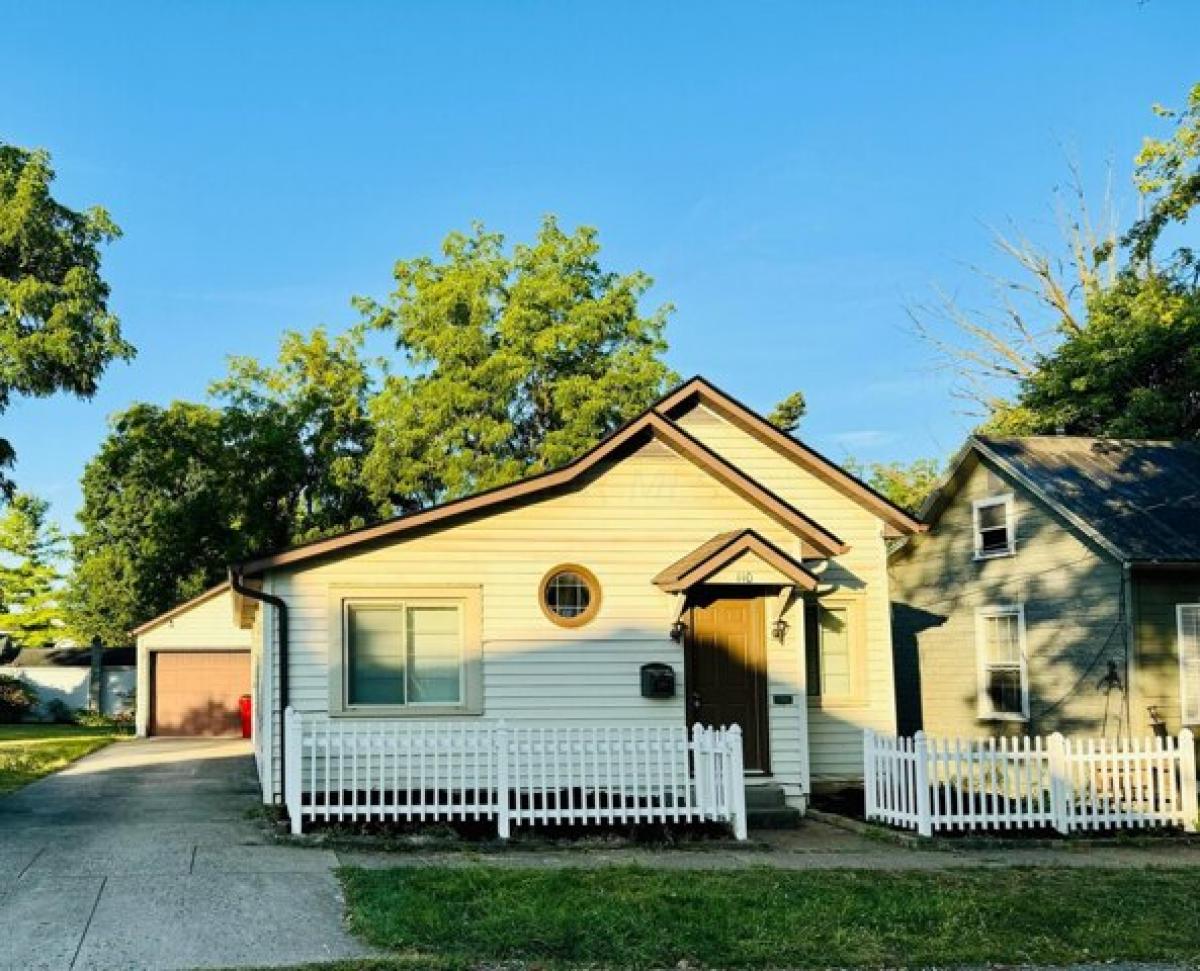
(747, 805, 803, 830)
(744, 784, 787, 810)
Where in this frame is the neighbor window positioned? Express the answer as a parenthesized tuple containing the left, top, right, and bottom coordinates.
(331, 586, 482, 716)
(805, 598, 862, 703)
(973, 494, 1015, 559)
(539, 565, 601, 628)
(976, 604, 1028, 720)
(1178, 604, 1200, 725)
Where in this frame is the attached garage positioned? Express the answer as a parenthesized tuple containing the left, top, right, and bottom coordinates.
(134, 584, 257, 738)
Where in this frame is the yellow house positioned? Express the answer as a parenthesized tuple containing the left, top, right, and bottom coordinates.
(134, 377, 923, 834)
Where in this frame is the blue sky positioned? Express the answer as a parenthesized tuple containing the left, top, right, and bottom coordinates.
(4, 1, 1197, 530)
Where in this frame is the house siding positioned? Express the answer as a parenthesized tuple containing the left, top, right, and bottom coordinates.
(263, 439, 815, 804)
(674, 405, 897, 783)
(890, 456, 1129, 739)
(1132, 568, 1200, 737)
(135, 588, 255, 737)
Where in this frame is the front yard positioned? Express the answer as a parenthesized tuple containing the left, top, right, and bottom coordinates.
(314, 864, 1200, 970)
(0, 724, 129, 794)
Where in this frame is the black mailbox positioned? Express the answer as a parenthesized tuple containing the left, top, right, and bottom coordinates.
(640, 663, 676, 699)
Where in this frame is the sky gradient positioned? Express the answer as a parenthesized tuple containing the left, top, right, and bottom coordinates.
(4, 1, 1198, 529)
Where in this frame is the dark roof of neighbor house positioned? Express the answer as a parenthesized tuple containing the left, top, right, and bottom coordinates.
(0, 644, 136, 667)
(975, 436, 1200, 565)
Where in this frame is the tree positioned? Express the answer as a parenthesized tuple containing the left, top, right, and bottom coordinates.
(0, 493, 66, 648)
(767, 391, 807, 433)
(358, 217, 676, 509)
(212, 327, 384, 541)
(913, 82, 1200, 440)
(845, 458, 942, 515)
(66, 402, 295, 644)
(0, 143, 133, 496)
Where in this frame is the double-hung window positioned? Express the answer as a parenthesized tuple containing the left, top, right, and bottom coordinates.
(976, 604, 1028, 720)
(805, 597, 864, 705)
(973, 494, 1015, 559)
(331, 587, 482, 716)
(1179, 604, 1200, 725)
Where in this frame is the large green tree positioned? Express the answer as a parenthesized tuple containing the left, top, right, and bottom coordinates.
(0, 492, 66, 648)
(914, 82, 1200, 441)
(358, 217, 676, 509)
(66, 402, 296, 644)
(0, 143, 133, 496)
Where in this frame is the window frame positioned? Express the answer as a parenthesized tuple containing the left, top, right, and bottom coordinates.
(538, 564, 602, 629)
(972, 493, 1016, 560)
(975, 603, 1030, 722)
(804, 593, 867, 709)
(1177, 603, 1200, 726)
(328, 585, 483, 718)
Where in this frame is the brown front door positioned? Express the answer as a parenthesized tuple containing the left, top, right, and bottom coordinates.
(684, 587, 769, 772)
(151, 651, 251, 736)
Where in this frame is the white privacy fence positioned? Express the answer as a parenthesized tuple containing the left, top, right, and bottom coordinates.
(284, 708, 747, 839)
(865, 729, 1198, 836)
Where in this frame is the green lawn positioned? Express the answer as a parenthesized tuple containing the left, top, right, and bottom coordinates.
(0, 724, 128, 794)
(324, 864, 1200, 970)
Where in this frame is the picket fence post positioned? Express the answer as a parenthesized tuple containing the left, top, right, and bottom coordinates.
(1048, 732, 1070, 834)
(1179, 728, 1198, 833)
(495, 721, 511, 840)
(727, 725, 748, 841)
(913, 730, 932, 836)
(284, 707, 303, 835)
(862, 730, 877, 822)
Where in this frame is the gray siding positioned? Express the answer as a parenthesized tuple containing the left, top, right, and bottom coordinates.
(890, 456, 1130, 739)
(1132, 569, 1200, 736)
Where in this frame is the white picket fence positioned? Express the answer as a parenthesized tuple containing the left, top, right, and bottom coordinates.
(283, 707, 748, 839)
(865, 729, 1199, 836)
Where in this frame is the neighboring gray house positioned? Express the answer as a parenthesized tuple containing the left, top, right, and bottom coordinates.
(890, 436, 1200, 741)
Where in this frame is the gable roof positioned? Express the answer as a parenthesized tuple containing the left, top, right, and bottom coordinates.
(238, 400, 850, 575)
(130, 583, 231, 637)
(652, 529, 820, 593)
(974, 436, 1200, 565)
(656, 376, 926, 537)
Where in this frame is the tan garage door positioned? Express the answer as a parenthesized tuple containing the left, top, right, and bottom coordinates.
(151, 651, 251, 736)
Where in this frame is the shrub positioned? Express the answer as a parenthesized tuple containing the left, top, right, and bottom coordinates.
(45, 699, 77, 724)
(0, 675, 38, 723)
(74, 708, 134, 731)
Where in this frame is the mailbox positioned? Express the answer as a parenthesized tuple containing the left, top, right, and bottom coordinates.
(640, 663, 676, 699)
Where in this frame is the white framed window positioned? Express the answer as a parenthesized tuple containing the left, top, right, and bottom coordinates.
(973, 493, 1015, 559)
(804, 596, 865, 706)
(328, 586, 482, 716)
(1178, 604, 1200, 725)
(976, 604, 1029, 721)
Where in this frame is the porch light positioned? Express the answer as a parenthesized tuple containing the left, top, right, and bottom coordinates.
(771, 617, 789, 642)
(669, 619, 687, 642)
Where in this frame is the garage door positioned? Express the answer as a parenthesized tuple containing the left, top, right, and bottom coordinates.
(151, 651, 251, 736)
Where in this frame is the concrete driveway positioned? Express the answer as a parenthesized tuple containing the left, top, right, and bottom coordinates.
(0, 737, 370, 971)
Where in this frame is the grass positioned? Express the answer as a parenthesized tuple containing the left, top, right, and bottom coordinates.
(0, 723, 128, 794)
(329, 864, 1200, 970)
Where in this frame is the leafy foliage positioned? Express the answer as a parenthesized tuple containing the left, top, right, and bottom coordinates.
(69, 219, 675, 641)
(0, 143, 133, 496)
(845, 458, 942, 514)
(767, 390, 807, 433)
(359, 217, 676, 508)
(0, 492, 67, 648)
(0, 675, 37, 723)
(916, 82, 1200, 442)
(66, 402, 296, 645)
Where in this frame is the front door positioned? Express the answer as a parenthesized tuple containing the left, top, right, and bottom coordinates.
(684, 587, 770, 772)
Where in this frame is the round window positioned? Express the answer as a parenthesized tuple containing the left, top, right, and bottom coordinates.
(539, 565, 601, 627)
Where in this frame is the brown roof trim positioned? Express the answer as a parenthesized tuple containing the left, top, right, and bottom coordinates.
(239, 407, 848, 574)
(130, 582, 230, 637)
(653, 529, 820, 593)
(657, 376, 926, 536)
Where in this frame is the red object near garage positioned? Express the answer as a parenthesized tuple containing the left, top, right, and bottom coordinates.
(239, 694, 252, 739)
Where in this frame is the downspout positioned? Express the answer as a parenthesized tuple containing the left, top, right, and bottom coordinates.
(229, 567, 289, 799)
